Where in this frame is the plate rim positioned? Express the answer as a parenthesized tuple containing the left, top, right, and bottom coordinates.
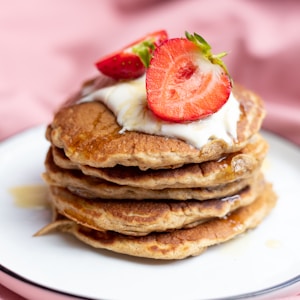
(1, 264, 300, 300)
(0, 125, 300, 300)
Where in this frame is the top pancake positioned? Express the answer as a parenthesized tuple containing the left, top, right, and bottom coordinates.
(46, 82, 265, 170)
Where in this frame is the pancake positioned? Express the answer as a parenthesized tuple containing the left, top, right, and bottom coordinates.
(51, 133, 268, 189)
(38, 31, 277, 261)
(46, 83, 265, 170)
(36, 183, 277, 260)
(46, 175, 265, 236)
(43, 149, 258, 201)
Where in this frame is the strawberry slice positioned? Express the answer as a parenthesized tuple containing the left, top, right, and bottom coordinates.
(146, 32, 232, 122)
(95, 30, 168, 80)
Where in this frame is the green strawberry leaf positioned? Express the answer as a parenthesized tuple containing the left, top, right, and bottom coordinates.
(185, 31, 231, 78)
(132, 41, 155, 68)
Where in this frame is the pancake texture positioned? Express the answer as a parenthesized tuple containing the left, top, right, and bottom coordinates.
(36, 183, 277, 259)
(51, 133, 268, 189)
(38, 72, 277, 260)
(45, 176, 264, 236)
(46, 84, 265, 170)
(44, 149, 259, 201)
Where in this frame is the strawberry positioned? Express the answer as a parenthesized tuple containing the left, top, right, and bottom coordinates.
(146, 32, 232, 122)
(95, 30, 168, 80)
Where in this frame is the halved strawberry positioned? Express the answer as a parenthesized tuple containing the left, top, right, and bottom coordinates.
(146, 32, 232, 122)
(95, 30, 168, 80)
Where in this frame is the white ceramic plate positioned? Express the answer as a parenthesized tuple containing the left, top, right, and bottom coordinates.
(0, 126, 299, 300)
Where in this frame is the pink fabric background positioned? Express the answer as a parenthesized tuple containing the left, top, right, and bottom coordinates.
(0, 0, 300, 145)
(0, 0, 299, 299)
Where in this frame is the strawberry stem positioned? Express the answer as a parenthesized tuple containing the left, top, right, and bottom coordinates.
(185, 31, 211, 53)
(185, 31, 231, 79)
(132, 41, 155, 68)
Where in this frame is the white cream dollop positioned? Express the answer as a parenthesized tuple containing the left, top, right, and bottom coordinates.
(80, 75, 240, 149)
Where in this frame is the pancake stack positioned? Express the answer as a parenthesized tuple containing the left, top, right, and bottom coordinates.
(36, 81, 277, 260)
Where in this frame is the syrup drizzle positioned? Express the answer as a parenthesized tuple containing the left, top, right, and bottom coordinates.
(9, 185, 49, 208)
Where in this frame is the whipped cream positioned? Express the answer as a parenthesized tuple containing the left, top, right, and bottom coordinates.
(80, 75, 241, 149)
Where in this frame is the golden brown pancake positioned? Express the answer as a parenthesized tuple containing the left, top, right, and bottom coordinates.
(39, 71, 276, 260)
(46, 175, 265, 236)
(36, 183, 277, 260)
(43, 149, 259, 201)
(51, 134, 268, 189)
(46, 83, 265, 170)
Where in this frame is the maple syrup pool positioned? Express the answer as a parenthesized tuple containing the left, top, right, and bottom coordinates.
(9, 184, 49, 209)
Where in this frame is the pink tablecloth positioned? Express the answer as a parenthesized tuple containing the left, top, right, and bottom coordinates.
(0, 0, 299, 299)
(0, 0, 300, 146)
